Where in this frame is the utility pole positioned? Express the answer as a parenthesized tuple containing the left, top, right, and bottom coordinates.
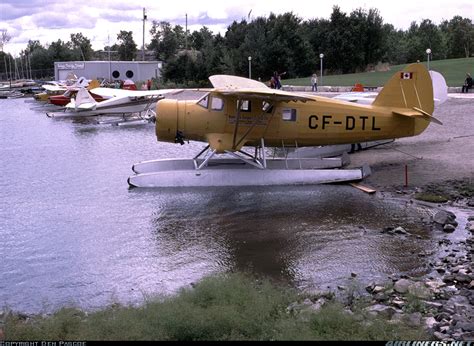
(185, 13, 188, 51)
(142, 8, 147, 61)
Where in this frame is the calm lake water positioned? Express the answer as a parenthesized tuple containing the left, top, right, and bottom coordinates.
(0, 97, 443, 314)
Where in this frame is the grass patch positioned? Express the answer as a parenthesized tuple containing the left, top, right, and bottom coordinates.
(416, 178, 474, 203)
(4, 273, 427, 341)
(414, 193, 449, 203)
(284, 57, 474, 87)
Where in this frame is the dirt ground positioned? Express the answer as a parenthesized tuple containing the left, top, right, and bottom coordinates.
(346, 95, 474, 191)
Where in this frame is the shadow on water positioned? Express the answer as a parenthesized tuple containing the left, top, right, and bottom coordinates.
(130, 184, 435, 292)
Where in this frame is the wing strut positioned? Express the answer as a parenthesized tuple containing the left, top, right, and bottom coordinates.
(231, 99, 243, 150)
(192, 139, 268, 170)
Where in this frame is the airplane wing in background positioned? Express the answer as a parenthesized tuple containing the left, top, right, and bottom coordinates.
(90, 87, 183, 99)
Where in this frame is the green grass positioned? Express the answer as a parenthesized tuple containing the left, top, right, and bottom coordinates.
(284, 57, 474, 87)
(4, 273, 427, 341)
(414, 193, 449, 203)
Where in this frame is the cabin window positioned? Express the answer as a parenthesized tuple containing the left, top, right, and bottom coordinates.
(211, 96, 224, 111)
(262, 101, 273, 113)
(237, 100, 251, 112)
(112, 70, 120, 78)
(282, 108, 297, 121)
(126, 70, 134, 78)
(197, 94, 209, 109)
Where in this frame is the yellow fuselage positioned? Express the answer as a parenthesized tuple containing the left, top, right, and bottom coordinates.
(156, 95, 429, 152)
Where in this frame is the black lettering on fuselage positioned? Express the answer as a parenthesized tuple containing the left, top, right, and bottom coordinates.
(322, 115, 332, 129)
(309, 115, 318, 129)
(360, 116, 368, 130)
(308, 115, 382, 131)
(372, 117, 381, 130)
(346, 116, 355, 130)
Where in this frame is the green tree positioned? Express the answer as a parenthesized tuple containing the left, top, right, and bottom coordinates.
(70, 33, 93, 61)
(381, 24, 408, 65)
(116, 31, 137, 60)
(440, 16, 474, 58)
(149, 21, 181, 61)
(48, 39, 74, 62)
(23, 40, 52, 71)
(406, 20, 446, 62)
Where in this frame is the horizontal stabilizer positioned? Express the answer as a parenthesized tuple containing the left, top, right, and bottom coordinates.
(393, 108, 443, 125)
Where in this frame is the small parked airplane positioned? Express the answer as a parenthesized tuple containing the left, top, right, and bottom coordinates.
(46, 87, 183, 120)
(128, 63, 444, 187)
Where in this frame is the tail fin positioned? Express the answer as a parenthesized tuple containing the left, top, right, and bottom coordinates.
(373, 63, 434, 115)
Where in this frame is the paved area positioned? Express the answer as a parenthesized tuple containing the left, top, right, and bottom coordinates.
(346, 95, 474, 189)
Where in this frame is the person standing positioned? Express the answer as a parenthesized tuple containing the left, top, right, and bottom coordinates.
(146, 79, 152, 90)
(461, 73, 472, 93)
(311, 74, 318, 92)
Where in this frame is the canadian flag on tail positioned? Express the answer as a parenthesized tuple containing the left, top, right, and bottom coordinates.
(401, 72, 413, 79)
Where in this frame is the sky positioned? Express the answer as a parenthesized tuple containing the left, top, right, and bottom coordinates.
(1, 0, 473, 56)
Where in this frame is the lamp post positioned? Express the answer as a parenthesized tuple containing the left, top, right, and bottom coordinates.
(426, 48, 431, 71)
(319, 53, 324, 86)
(248, 56, 252, 79)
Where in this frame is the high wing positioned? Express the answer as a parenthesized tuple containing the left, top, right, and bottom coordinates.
(209, 75, 315, 103)
(42, 84, 67, 92)
(91, 87, 183, 99)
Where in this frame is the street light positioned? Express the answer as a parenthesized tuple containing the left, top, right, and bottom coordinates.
(319, 53, 324, 87)
(248, 56, 252, 79)
(426, 48, 431, 71)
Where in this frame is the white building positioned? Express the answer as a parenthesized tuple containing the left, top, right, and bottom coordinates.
(54, 61, 163, 82)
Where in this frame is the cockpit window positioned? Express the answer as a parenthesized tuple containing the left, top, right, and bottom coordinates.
(211, 96, 224, 111)
(262, 101, 273, 113)
(197, 94, 209, 109)
(237, 100, 251, 112)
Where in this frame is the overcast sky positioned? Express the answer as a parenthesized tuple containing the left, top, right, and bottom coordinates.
(1, 0, 472, 56)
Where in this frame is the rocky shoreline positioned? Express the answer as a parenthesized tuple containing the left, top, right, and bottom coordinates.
(288, 188, 474, 341)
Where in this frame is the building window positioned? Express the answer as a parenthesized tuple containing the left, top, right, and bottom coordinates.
(112, 70, 120, 79)
(126, 70, 134, 78)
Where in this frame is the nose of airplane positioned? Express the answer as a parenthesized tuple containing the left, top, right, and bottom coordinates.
(155, 98, 179, 143)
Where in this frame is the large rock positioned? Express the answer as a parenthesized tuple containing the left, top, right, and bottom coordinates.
(443, 224, 456, 233)
(433, 210, 457, 225)
(405, 312, 422, 327)
(408, 282, 432, 299)
(394, 278, 413, 294)
(364, 304, 398, 318)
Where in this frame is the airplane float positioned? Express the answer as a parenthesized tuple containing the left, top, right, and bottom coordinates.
(127, 63, 445, 187)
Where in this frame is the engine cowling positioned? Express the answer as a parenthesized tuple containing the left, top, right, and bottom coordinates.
(155, 99, 178, 143)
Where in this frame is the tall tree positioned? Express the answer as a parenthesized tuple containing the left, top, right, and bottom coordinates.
(48, 39, 74, 61)
(149, 21, 181, 61)
(116, 30, 137, 60)
(440, 16, 474, 58)
(70, 33, 93, 61)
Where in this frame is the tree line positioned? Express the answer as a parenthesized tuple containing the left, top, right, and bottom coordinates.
(1, 6, 472, 84)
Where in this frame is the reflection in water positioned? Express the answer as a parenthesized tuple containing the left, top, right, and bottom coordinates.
(146, 186, 434, 293)
(0, 98, 436, 314)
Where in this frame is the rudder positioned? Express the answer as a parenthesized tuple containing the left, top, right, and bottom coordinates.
(373, 63, 434, 115)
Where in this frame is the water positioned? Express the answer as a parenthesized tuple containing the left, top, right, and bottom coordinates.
(1, 98, 438, 314)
